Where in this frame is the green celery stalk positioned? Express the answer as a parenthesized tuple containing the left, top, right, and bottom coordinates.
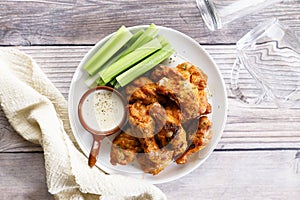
(96, 78, 106, 86)
(84, 25, 133, 76)
(84, 29, 144, 88)
(157, 34, 169, 47)
(85, 74, 100, 88)
(99, 38, 162, 83)
(109, 78, 117, 86)
(119, 23, 159, 57)
(116, 42, 174, 87)
(114, 82, 121, 89)
(104, 29, 145, 65)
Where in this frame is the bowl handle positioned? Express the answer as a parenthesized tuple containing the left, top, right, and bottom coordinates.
(88, 135, 104, 167)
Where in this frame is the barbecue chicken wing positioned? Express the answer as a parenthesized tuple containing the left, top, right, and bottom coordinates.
(125, 77, 153, 100)
(128, 101, 156, 138)
(110, 130, 142, 165)
(110, 63, 212, 175)
(176, 116, 212, 164)
(137, 136, 174, 175)
(176, 62, 212, 115)
(152, 65, 201, 121)
(155, 104, 187, 159)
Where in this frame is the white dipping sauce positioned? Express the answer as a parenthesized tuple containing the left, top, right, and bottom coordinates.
(81, 89, 125, 132)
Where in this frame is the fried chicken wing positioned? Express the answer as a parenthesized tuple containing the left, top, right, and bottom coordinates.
(155, 104, 182, 146)
(197, 89, 212, 115)
(128, 101, 156, 138)
(147, 102, 167, 133)
(152, 65, 201, 121)
(128, 82, 158, 104)
(125, 77, 156, 104)
(125, 77, 153, 97)
(176, 62, 212, 115)
(137, 137, 174, 175)
(176, 62, 208, 90)
(128, 101, 170, 138)
(152, 104, 187, 159)
(156, 125, 187, 159)
(115, 63, 213, 175)
(176, 116, 212, 164)
(157, 77, 200, 121)
(110, 131, 142, 166)
(169, 126, 188, 159)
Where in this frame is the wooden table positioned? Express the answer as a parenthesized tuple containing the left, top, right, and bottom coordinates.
(1, 1, 300, 199)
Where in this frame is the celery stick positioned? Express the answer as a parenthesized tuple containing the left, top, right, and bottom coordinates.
(114, 82, 121, 89)
(157, 35, 169, 47)
(99, 38, 162, 83)
(84, 30, 144, 88)
(84, 25, 133, 76)
(120, 23, 159, 57)
(116, 43, 174, 87)
(124, 29, 145, 47)
(98, 29, 145, 69)
(109, 78, 117, 86)
(96, 78, 106, 86)
(85, 73, 100, 88)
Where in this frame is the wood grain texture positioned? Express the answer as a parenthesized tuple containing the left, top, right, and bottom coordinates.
(0, 0, 299, 45)
(0, 45, 300, 153)
(1, 150, 299, 200)
(0, 153, 53, 200)
(159, 150, 300, 200)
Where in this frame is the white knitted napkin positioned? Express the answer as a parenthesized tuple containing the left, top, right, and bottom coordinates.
(0, 47, 166, 200)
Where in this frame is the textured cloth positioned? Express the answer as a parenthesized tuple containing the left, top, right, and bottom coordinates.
(0, 48, 166, 200)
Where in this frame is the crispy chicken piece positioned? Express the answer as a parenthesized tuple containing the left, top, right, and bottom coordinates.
(197, 90, 212, 115)
(156, 125, 187, 159)
(164, 103, 182, 126)
(128, 101, 167, 138)
(152, 65, 201, 121)
(125, 77, 154, 102)
(139, 136, 160, 153)
(136, 149, 173, 175)
(137, 137, 174, 175)
(155, 104, 182, 146)
(110, 131, 142, 166)
(176, 62, 208, 90)
(126, 77, 168, 105)
(155, 103, 181, 144)
(128, 101, 156, 138)
(176, 116, 212, 164)
(176, 62, 212, 115)
(169, 126, 188, 159)
(128, 82, 158, 105)
(150, 65, 171, 82)
(153, 104, 187, 159)
(157, 77, 200, 121)
(118, 64, 212, 175)
(147, 102, 167, 134)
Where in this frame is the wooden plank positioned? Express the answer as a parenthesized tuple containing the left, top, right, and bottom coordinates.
(0, 0, 299, 45)
(0, 45, 300, 152)
(0, 153, 53, 200)
(0, 150, 299, 199)
(158, 150, 300, 200)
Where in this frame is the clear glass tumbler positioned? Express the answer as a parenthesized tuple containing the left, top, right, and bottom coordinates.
(196, 0, 283, 31)
(230, 18, 300, 108)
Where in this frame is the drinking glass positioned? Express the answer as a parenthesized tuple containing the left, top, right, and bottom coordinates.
(230, 18, 300, 108)
(196, 0, 282, 31)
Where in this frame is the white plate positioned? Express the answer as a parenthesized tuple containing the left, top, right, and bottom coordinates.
(68, 25, 228, 184)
